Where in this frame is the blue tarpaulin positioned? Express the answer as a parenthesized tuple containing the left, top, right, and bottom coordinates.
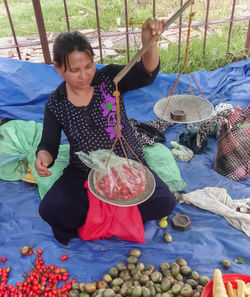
(0, 57, 249, 286)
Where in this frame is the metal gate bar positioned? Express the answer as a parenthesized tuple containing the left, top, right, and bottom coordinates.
(124, 0, 130, 63)
(227, 0, 236, 54)
(203, 0, 210, 57)
(246, 21, 250, 57)
(63, 0, 70, 32)
(3, 0, 21, 60)
(32, 0, 51, 64)
(178, 0, 184, 61)
(94, 0, 103, 64)
(1, 0, 250, 64)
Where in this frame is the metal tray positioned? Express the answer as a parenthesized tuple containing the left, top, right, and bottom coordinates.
(154, 94, 214, 124)
(88, 167, 156, 207)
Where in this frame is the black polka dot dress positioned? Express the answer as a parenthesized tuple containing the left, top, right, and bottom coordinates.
(36, 60, 176, 245)
(37, 61, 160, 172)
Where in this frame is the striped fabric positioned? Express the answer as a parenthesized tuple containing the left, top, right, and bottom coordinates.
(213, 106, 250, 181)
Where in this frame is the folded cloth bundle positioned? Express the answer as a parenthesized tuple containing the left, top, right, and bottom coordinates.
(129, 118, 167, 147)
(179, 186, 250, 237)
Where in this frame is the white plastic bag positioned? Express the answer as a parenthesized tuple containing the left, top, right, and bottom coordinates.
(170, 141, 193, 161)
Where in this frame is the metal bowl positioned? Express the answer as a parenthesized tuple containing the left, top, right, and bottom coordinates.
(154, 94, 214, 124)
(88, 167, 156, 207)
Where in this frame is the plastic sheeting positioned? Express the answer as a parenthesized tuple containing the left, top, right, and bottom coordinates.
(1, 57, 250, 122)
(0, 57, 250, 286)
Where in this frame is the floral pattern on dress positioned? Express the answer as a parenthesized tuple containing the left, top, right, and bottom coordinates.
(100, 81, 122, 139)
(100, 94, 116, 117)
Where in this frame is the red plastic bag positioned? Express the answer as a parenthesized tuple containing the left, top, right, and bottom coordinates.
(78, 181, 145, 243)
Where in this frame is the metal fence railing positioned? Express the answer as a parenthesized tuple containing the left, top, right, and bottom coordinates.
(1, 0, 250, 65)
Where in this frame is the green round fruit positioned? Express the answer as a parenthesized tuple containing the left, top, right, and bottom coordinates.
(163, 232, 172, 243)
(159, 217, 168, 228)
(221, 259, 232, 269)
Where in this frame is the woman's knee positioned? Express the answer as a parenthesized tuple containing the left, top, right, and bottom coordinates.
(138, 172, 177, 221)
(166, 194, 176, 215)
(39, 196, 54, 223)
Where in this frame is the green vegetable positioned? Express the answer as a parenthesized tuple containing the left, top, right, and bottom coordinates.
(180, 285, 193, 297)
(234, 257, 245, 264)
(171, 283, 182, 295)
(80, 293, 90, 297)
(170, 263, 180, 276)
(69, 290, 80, 297)
(161, 278, 172, 291)
(221, 259, 232, 269)
(116, 263, 127, 271)
(131, 286, 143, 297)
(111, 278, 123, 287)
(129, 249, 142, 258)
(151, 271, 162, 283)
(127, 256, 139, 264)
(191, 271, 200, 280)
(142, 287, 151, 297)
(199, 276, 210, 286)
(163, 232, 173, 243)
(176, 258, 188, 266)
(186, 278, 198, 289)
(102, 289, 115, 297)
(180, 265, 192, 276)
(109, 267, 119, 277)
(159, 216, 168, 228)
(103, 274, 112, 283)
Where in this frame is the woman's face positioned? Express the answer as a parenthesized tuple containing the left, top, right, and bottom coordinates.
(55, 50, 96, 90)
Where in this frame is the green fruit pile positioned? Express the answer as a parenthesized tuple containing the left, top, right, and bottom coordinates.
(69, 249, 210, 297)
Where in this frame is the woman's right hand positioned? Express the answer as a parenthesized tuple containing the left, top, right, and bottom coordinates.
(35, 150, 53, 177)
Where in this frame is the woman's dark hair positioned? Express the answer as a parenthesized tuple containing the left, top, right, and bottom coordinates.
(53, 31, 94, 71)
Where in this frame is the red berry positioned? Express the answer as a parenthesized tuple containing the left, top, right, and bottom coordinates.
(62, 274, 68, 281)
(0, 257, 7, 262)
(37, 249, 43, 255)
(60, 255, 69, 261)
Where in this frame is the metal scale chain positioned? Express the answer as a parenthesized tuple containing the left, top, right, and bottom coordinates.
(107, 0, 194, 166)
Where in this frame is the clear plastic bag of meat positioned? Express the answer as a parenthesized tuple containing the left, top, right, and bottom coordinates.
(76, 150, 146, 200)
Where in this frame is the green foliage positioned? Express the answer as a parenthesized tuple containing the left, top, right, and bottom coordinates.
(104, 28, 248, 74)
(0, 0, 248, 73)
